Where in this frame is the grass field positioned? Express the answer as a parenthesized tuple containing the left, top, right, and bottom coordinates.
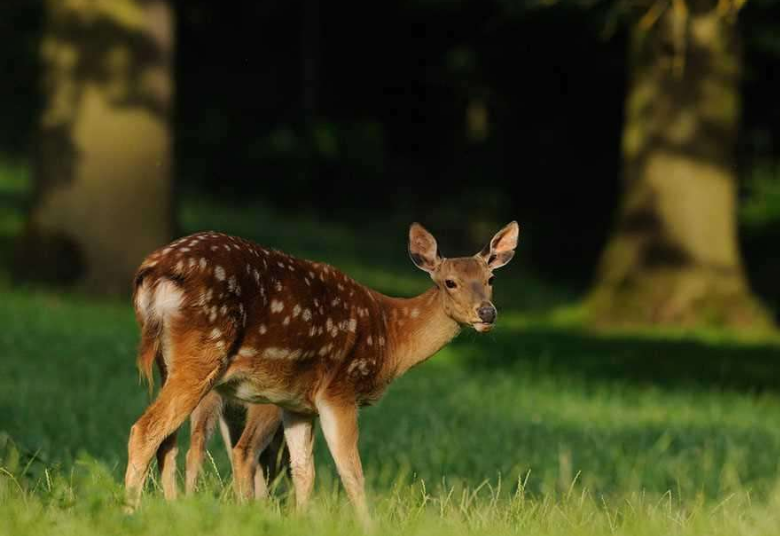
(2, 167, 780, 535)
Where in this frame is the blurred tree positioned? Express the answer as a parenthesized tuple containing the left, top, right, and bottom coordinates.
(588, 0, 772, 327)
(14, 0, 174, 295)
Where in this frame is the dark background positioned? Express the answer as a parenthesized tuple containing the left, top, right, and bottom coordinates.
(1, 0, 778, 293)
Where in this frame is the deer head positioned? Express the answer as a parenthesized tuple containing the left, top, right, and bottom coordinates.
(408, 221, 519, 333)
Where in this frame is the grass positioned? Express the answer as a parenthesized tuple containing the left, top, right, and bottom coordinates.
(2, 162, 780, 534)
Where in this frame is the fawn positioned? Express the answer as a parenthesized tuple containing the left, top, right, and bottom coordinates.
(125, 221, 519, 526)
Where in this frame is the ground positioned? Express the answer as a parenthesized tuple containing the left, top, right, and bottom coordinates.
(2, 168, 780, 535)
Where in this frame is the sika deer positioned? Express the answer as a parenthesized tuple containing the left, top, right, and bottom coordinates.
(125, 221, 519, 526)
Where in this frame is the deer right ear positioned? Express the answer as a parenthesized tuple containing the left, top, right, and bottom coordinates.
(408, 222, 442, 273)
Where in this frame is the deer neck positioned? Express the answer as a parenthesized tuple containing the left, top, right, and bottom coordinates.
(375, 286, 461, 380)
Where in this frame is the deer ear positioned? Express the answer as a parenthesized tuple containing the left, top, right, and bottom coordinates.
(408, 222, 442, 273)
(478, 221, 519, 269)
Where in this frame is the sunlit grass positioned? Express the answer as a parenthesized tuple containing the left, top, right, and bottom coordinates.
(2, 283, 780, 535)
(3, 159, 780, 534)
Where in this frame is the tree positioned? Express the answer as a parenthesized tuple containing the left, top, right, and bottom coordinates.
(14, 0, 174, 295)
(587, 0, 773, 328)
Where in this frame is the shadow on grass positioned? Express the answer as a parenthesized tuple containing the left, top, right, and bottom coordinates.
(452, 324, 780, 393)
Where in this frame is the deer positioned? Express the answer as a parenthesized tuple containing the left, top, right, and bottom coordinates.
(124, 221, 519, 527)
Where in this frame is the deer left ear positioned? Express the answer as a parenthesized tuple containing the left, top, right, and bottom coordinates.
(478, 221, 520, 269)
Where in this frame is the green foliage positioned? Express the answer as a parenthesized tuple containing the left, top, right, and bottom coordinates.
(740, 162, 780, 229)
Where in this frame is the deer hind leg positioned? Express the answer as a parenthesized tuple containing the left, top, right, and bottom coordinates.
(185, 390, 224, 495)
(151, 363, 180, 501)
(231, 404, 283, 502)
(282, 410, 316, 511)
(125, 333, 227, 510)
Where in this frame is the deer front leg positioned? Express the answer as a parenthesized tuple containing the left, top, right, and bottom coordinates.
(317, 398, 371, 529)
(282, 410, 316, 511)
(232, 404, 283, 502)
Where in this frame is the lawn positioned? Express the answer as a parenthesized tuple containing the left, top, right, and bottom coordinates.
(2, 167, 780, 535)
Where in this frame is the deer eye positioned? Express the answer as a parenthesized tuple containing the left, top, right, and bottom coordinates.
(488, 276, 495, 286)
(445, 279, 457, 289)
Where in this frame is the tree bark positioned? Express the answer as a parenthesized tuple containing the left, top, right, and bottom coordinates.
(588, 2, 772, 328)
(14, 0, 174, 296)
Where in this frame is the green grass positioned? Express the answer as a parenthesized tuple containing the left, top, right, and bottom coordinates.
(3, 162, 780, 534)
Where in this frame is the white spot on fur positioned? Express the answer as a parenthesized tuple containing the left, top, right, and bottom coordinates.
(275, 281, 283, 292)
(271, 300, 284, 313)
(209, 328, 222, 339)
(228, 276, 237, 292)
(259, 324, 268, 335)
(293, 304, 301, 318)
(283, 316, 290, 326)
(215, 266, 226, 281)
(411, 308, 420, 318)
(220, 305, 228, 316)
(263, 347, 290, 359)
(303, 309, 312, 321)
(199, 258, 207, 270)
(348, 319, 357, 332)
(367, 336, 373, 346)
(378, 336, 385, 347)
(238, 346, 257, 357)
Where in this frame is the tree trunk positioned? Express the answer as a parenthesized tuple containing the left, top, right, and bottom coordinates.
(14, 0, 174, 296)
(588, 3, 772, 328)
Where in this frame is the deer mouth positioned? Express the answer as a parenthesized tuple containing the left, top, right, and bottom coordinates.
(472, 322, 494, 333)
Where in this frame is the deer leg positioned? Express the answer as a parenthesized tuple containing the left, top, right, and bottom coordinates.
(185, 390, 224, 495)
(154, 363, 179, 501)
(231, 404, 283, 502)
(125, 365, 223, 510)
(317, 399, 371, 529)
(282, 410, 316, 511)
(157, 431, 179, 500)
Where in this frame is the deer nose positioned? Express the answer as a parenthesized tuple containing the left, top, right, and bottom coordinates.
(477, 304, 496, 324)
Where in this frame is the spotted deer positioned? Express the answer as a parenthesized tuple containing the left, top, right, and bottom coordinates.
(125, 221, 519, 526)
